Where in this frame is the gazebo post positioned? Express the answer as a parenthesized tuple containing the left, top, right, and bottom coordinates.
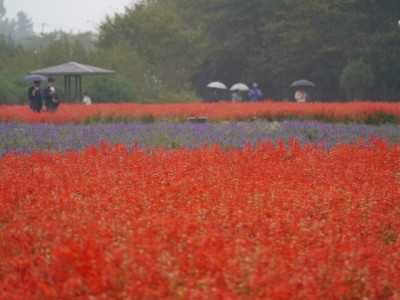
(79, 75, 83, 101)
(64, 76, 70, 102)
(74, 75, 82, 101)
(68, 76, 72, 102)
(74, 75, 78, 101)
(78, 75, 82, 100)
(63, 75, 83, 102)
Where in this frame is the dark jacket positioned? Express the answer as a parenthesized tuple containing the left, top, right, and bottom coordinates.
(248, 87, 262, 102)
(28, 86, 43, 112)
(43, 86, 60, 111)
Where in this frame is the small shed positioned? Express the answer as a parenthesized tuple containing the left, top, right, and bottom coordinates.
(30, 61, 115, 102)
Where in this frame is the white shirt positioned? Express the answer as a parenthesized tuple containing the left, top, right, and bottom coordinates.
(82, 95, 92, 105)
(295, 90, 307, 103)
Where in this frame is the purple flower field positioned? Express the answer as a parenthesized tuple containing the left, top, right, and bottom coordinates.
(0, 121, 399, 156)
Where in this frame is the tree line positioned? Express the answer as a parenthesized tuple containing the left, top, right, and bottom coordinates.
(1, 0, 400, 104)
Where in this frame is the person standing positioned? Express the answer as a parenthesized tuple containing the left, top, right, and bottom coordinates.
(231, 90, 242, 102)
(82, 91, 92, 105)
(207, 89, 219, 102)
(43, 78, 60, 112)
(295, 89, 307, 103)
(27, 80, 43, 112)
(248, 82, 262, 102)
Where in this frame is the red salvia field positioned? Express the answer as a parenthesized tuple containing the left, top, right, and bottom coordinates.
(0, 101, 399, 123)
(1, 140, 399, 299)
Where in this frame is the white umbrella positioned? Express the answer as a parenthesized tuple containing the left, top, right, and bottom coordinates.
(230, 83, 249, 91)
(207, 81, 227, 89)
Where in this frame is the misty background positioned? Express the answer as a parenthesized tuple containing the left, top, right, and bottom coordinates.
(0, 0, 400, 104)
(3, 0, 136, 33)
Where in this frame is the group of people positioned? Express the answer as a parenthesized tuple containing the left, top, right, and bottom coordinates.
(207, 82, 264, 103)
(232, 82, 308, 103)
(231, 82, 309, 103)
(231, 82, 263, 102)
(231, 83, 309, 103)
(27, 78, 92, 113)
(28, 78, 60, 113)
(231, 82, 308, 103)
(231, 82, 263, 103)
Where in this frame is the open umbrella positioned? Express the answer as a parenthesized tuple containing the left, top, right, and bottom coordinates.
(207, 81, 227, 89)
(230, 83, 249, 91)
(290, 79, 315, 87)
(21, 74, 48, 82)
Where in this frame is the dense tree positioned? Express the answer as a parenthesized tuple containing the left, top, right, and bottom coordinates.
(254, 1, 355, 99)
(168, 0, 266, 95)
(163, 0, 400, 100)
(248, 0, 400, 100)
(98, 2, 204, 100)
(352, 0, 400, 100)
(83, 75, 137, 103)
(0, 2, 35, 44)
(0, 34, 32, 104)
(340, 58, 375, 100)
(12, 12, 34, 40)
(0, 0, 13, 38)
(0, 0, 5, 19)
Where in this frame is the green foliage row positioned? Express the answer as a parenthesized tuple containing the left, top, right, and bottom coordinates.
(83, 76, 137, 103)
(339, 59, 375, 100)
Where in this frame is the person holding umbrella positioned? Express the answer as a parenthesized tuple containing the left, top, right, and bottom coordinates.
(290, 79, 315, 103)
(295, 89, 307, 103)
(27, 80, 43, 112)
(206, 81, 227, 102)
(231, 90, 242, 102)
(230, 83, 248, 102)
(208, 89, 219, 102)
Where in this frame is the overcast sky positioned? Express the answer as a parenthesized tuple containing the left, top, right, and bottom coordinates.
(4, 0, 138, 33)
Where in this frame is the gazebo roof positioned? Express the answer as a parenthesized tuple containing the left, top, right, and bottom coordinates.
(30, 61, 115, 76)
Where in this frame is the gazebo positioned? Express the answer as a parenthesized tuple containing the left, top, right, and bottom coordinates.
(30, 61, 115, 102)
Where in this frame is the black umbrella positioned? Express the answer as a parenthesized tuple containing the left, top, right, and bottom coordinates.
(290, 79, 315, 87)
(20, 74, 48, 82)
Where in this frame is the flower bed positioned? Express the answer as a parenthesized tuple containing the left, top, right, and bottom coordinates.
(1, 101, 400, 298)
(1, 121, 399, 156)
(1, 141, 399, 299)
(0, 101, 399, 123)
